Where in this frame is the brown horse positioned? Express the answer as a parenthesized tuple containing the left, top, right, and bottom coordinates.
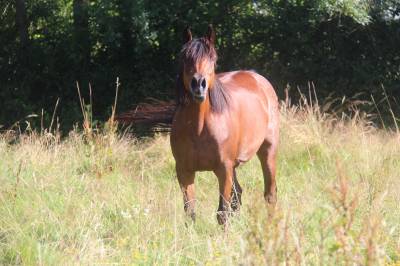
(170, 25, 279, 225)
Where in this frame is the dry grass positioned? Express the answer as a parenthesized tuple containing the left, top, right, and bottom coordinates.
(0, 100, 399, 265)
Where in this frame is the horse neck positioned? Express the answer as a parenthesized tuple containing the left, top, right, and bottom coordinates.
(187, 97, 211, 136)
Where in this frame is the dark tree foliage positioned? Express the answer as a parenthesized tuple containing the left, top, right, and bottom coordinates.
(0, 0, 399, 130)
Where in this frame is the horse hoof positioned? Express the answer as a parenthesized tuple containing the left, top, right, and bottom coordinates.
(216, 211, 228, 225)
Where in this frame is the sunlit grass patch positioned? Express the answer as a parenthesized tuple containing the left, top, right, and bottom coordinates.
(0, 101, 399, 264)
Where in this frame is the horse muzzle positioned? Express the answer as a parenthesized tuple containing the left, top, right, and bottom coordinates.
(191, 87, 207, 102)
(190, 74, 208, 102)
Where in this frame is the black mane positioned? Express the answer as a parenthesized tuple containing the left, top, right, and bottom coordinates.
(208, 78, 229, 113)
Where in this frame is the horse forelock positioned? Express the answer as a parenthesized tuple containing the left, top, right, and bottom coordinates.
(181, 38, 217, 67)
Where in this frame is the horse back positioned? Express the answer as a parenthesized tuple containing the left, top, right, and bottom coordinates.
(217, 70, 278, 125)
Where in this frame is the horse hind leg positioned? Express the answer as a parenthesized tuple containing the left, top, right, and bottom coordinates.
(230, 168, 242, 211)
(257, 141, 278, 205)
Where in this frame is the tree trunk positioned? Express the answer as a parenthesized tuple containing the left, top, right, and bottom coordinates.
(73, 0, 90, 79)
(15, 0, 29, 48)
(116, 0, 135, 67)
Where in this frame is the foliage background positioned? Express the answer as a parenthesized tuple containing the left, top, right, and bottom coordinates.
(1, 0, 400, 129)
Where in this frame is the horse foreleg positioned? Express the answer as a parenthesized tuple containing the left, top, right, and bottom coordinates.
(257, 142, 278, 206)
(214, 164, 234, 225)
(230, 168, 242, 211)
(176, 168, 196, 222)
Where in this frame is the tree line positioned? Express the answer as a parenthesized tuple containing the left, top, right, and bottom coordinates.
(1, 0, 399, 130)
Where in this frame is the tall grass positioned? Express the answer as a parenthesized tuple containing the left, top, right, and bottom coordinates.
(0, 99, 399, 265)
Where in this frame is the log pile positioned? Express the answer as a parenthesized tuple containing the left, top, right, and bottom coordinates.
(115, 99, 176, 130)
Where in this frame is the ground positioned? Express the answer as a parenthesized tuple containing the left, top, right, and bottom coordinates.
(0, 103, 399, 265)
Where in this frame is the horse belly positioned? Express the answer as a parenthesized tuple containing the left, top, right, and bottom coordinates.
(234, 92, 270, 163)
(236, 129, 266, 163)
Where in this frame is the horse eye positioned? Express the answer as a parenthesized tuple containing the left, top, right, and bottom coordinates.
(201, 79, 206, 88)
(191, 78, 197, 88)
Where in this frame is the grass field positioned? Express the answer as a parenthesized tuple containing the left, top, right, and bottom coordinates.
(0, 102, 399, 265)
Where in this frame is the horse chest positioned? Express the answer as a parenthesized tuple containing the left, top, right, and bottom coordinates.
(171, 121, 230, 171)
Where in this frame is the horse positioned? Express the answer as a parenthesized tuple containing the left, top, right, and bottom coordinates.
(170, 25, 279, 225)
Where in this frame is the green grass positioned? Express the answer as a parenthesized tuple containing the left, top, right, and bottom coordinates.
(1, 104, 400, 265)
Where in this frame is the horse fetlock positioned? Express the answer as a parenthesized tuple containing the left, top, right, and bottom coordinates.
(216, 210, 229, 225)
(184, 207, 196, 222)
(216, 203, 233, 225)
(184, 202, 195, 214)
(264, 191, 277, 205)
(188, 211, 196, 222)
(184, 212, 196, 227)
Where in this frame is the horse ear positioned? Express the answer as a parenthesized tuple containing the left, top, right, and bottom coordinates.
(206, 24, 216, 45)
(183, 26, 192, 44)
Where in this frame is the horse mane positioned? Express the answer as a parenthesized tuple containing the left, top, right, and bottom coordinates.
(176, 38, 229, 113)
(208, 78, 229, 113)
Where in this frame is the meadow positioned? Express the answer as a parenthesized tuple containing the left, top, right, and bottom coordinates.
(0, 100, 399, 265)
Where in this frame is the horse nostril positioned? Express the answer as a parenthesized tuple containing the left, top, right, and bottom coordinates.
(191, 77, 197, 89)
(201, 78, 206, 89)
